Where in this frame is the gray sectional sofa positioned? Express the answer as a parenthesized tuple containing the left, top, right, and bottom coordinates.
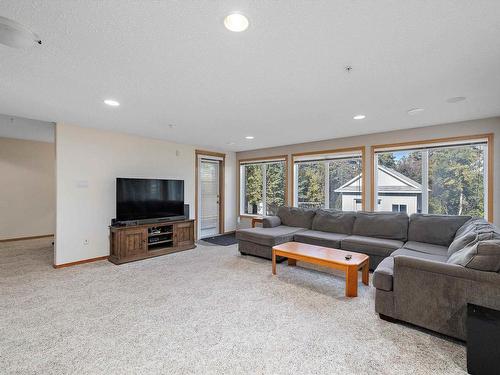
(236, 207, 500, 340)
(237, 207, 412, 269)
(374, 217, 500, 340)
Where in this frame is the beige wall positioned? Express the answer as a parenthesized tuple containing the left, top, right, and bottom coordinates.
(236, 117, 500, 227)
(0, 137, 55, 240)
(55, 123, 236, 265)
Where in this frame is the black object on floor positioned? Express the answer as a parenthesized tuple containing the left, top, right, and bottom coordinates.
(467, 303, 500, 375)
(202, 233, 237, 246)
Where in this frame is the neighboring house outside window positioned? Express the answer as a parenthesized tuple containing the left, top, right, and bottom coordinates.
(336, 165, 423, 214)
(373, 138, 490, 219)
(293, 149, 364, 210)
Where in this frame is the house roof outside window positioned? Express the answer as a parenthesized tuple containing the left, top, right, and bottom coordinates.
(335, 165, 424, 194)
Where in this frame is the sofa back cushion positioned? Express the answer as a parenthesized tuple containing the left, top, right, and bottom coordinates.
(277, 206, 316, 229)
(447, 234, 500, 272)
(352, 211, 409, 241)
(446, 218, 500, 272)
(447, 218, 496, 256)
(311, 209, 356, 234)
(408, 214, 471, 247)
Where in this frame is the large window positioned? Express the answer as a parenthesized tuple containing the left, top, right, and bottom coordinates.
(373, 136, 492, 220)
(240, 157, 287, 216)
(293, 149, 364, 211)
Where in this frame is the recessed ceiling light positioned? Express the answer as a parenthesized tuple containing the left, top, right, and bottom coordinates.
(407, 108, 424, 115)
(245, 136, 254, 140)
(353, 114, 366, 120)
(446, 96, 466, 103)
(104, 99, 120, 107)
(224, 13, 249, 32)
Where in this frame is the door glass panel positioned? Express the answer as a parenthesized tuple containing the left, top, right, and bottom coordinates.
(200, 160, 219, 238)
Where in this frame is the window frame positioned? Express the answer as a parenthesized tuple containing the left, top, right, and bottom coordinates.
(238, 155, 289, 218)
(392, 204, 407, 213)
(370, 134, 494, 222)
(291, 146, 367, 210)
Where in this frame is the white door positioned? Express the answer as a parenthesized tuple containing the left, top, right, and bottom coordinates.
(199, 159, 220, 238)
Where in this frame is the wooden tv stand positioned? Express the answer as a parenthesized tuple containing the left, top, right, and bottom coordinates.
(109, 219, 195, 264)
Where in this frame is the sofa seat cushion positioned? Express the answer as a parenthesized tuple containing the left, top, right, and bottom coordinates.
(277, 207, 316, 229)
(391, 248, 447, 263)
(293, 230, 348, 249)
(311, 209, 356, 234)
(352, 211, 409, 241)
(373, 257, 394, 291)
(236, 226, 305, 247)
(407, 213, 471, 247)
(402, 241, 448, 257)
(341, 235, 404, 257)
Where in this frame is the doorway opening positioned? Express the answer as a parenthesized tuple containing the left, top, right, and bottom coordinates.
(0, 114, 55, 266)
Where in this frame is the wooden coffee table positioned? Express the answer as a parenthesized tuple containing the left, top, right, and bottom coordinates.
(272, 242, 369, 297)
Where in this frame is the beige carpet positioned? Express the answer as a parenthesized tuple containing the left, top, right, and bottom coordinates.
(0, 238, 466, 374)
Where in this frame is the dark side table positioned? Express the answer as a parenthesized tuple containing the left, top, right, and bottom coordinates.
(467, 303, 500, 375)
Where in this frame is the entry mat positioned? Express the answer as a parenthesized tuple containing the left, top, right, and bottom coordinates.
(202, 233, 237, 246)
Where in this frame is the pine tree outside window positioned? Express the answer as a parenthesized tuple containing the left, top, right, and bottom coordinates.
(293, 150, 364, 211)
(240, 157, 287, 216)
(374, 137, 491, 220)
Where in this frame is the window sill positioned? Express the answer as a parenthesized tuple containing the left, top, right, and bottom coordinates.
(239, 214, 263, 219)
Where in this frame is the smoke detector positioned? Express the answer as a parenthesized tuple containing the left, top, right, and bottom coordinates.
(0, 16, 41, 48)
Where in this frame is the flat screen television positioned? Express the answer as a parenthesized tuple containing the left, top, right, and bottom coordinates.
(116, 178, 184, 222)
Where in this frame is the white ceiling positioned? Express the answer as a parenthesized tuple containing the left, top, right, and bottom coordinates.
(1, 1, 499, 152)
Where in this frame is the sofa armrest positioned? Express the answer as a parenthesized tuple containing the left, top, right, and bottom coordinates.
(392, 254, 500, 340)
(394, 255, 500, 284)
(262, 216, 281, 228)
